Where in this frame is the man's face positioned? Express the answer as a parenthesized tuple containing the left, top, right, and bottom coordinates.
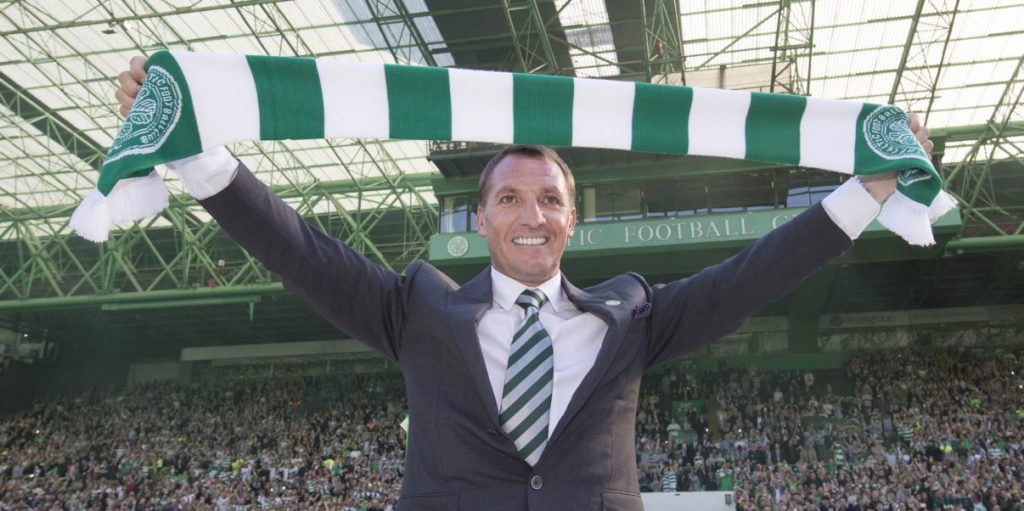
(476, 154, 576, 287)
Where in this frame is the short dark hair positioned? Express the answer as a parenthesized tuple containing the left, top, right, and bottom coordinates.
(477, 145, 576, 206)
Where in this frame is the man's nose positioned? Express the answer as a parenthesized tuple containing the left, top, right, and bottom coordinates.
(518, 200, 545, 227)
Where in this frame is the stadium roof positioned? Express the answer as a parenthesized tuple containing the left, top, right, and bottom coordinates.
(0, 0, 1020, 218)
(0, 1, 1022, 351)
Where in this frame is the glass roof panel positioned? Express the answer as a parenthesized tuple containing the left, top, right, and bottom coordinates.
(557, 0, 619, 77)
(0, 0, 1017, 219)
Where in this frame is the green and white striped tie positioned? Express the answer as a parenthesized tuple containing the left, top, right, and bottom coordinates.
(499, 289, 554, 466)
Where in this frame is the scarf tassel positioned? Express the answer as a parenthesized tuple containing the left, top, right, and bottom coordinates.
(876, 190, 958, 247)
(69, 171, 169, 242)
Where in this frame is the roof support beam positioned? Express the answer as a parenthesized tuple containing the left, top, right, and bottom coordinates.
(500, 0, 562, 74)
(924, 0, 961, 122)
(693, 7, 779, 71)
(889, 0, 961, 115)
(768, 0, 815, 94)
(0, 283, 285, 312)
(942, 52, 1024, 239)
(641, 0, 687, 85)
(0, 0, 291, 37)
(0, 179, 437, 308)
(889, 0, 927, 105)
(363, 0, 438, 66)
(0, 70, 106, 170)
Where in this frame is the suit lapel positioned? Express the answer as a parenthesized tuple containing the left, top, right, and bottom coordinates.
(446, 267, 501, 427)
(545, 277, 634, 448)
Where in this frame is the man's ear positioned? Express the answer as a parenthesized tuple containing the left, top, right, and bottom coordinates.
(476, 205, 487, 237)
(567, 207, 577, 238)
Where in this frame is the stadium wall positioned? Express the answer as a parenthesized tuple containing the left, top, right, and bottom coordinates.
(127, 361, 186, 387)
(688, 352, 846, 371)
(641, 491, 735, 510)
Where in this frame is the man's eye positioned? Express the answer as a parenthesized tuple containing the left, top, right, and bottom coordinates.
(499, 195, 515, 203)
(544, 196, 560, 205)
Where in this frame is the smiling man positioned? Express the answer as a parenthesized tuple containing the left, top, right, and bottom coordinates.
(116, 57, 931, 510)
(476, 146, 577, 287)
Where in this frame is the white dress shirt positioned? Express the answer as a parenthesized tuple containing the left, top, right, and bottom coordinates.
(169, 149, 882, 429)
(479, 268, 607, 431)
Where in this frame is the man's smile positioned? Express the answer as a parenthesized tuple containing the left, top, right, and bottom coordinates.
(512, 236, 548, 246)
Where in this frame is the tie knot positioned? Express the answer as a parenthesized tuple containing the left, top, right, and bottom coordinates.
(515, 288, 547, 313)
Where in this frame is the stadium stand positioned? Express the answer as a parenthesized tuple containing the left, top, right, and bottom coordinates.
(2, 347, 1021, 510)
(636, 348, 1024, 510)
(0, 374, 406, 510)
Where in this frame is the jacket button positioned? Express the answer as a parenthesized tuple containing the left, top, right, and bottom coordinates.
(530, 475, 543, 490)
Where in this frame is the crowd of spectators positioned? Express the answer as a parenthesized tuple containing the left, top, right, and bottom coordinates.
(1, 372, 407, 510)
(1, 347, 1022, 510)
(634, 348, 1024, 510)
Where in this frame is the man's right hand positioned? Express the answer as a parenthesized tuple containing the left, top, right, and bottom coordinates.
(113, 55, 239, 199)
(115, 56, 147, 117)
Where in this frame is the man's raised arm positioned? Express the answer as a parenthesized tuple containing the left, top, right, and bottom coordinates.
(645, 115, 934, 366)
(115, 56, 409, 361)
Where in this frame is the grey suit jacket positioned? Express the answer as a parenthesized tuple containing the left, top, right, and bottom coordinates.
(200, 164, 852, 510)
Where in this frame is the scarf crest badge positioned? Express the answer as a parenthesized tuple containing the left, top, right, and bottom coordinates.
(106, 66, 183, 165)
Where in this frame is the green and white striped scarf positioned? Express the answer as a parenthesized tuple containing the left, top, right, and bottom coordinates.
(72, 50, 956, 245)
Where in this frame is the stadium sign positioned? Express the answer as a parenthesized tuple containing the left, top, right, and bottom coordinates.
(430, 206, 961, 262)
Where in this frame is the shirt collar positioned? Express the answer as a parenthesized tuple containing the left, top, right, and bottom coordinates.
(490, 267, 563, 313)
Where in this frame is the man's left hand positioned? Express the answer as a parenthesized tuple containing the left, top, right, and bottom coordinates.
(859, 112, 933, 204)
